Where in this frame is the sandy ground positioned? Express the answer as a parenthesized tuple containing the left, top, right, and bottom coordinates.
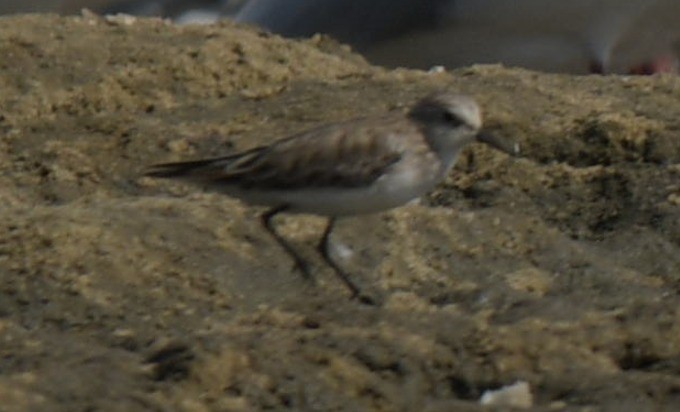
(0, 13, 679, 412)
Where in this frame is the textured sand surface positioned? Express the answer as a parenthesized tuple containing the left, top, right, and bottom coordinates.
(1, 14, 679, 411)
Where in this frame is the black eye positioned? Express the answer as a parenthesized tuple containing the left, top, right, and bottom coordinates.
(442, 111, 463, 126)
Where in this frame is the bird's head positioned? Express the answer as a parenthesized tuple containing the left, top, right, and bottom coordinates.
(409, 91, 518, 160)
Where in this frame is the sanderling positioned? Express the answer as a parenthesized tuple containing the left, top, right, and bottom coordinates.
(145, 91, 517, 302)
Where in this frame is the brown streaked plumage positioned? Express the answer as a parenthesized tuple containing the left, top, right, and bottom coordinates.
(144, 91, 517, 303)
(147, 119, 406, 190)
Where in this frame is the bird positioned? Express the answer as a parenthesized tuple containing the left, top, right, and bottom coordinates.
(144, 91, 517, 302)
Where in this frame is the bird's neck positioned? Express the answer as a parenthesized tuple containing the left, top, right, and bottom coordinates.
(425, 129, 470, 171)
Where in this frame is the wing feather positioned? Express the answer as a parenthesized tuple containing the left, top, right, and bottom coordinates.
(145, 117, 406, 190)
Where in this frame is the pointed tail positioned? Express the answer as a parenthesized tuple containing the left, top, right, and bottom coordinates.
(144, 158, 222, 179)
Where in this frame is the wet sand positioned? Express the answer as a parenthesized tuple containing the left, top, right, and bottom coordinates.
(0, 13, 679, 411)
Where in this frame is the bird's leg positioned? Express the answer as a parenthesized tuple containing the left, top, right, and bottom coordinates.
(261, 206, 313, 282)
(317, 218, 370, 302)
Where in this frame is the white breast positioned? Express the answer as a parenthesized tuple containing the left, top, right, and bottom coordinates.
(224, 154, 445, 217)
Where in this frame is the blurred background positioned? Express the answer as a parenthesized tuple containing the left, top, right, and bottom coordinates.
(1, 0, 678, 74)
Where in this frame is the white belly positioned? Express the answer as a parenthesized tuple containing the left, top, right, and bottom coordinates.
(224, 162, 445, 216)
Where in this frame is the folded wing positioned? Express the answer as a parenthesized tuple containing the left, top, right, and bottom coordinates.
(145, 121, 403, 191)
